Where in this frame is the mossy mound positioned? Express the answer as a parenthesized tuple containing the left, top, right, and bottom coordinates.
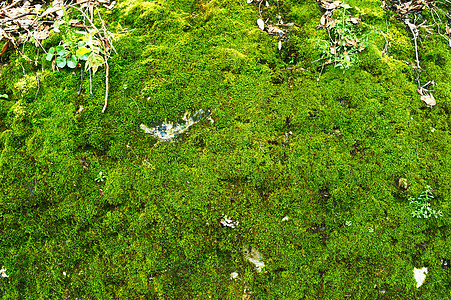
(0, 0, 451, 298)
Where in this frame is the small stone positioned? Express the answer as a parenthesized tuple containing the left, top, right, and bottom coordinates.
(230, 272, 239, 280)
(413, 267, 427, 288)
(441, 259, 450, 270)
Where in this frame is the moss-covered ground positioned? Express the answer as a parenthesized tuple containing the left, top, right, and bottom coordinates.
(1, 0, 451, 298)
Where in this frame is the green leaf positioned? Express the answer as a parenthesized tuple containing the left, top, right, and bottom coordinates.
(56, 56, 67, 68)
(67, 55, 78, 68)
(79, 53, 90, 61)
(0, 94, 8, 99)
(77, 41, 85, 48)
(56, 46, 66, 56)
(53, 20, 64, 33)
(85, 53, 104, 74)
(46, 48, 55, 61)
(76, 46, 91, 61)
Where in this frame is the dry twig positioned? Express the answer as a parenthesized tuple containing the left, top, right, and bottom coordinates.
(101, 54, 109, 113)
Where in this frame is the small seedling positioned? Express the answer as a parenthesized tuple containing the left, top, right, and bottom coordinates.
(94, 171, 106, 183)
(409, 186, 443, 219)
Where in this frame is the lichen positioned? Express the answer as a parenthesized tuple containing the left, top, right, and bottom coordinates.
(140, 109, 212, 141)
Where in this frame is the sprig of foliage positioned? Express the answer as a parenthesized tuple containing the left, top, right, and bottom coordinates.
(46, 42, 86, 69)
(45, 8, 106, 74)
(315, 2, 368, 71)
(409, 186, 443, 219)
(94, 171, 107, 183)
(78, 29, 106, 75)
(331, 6, 367, 69)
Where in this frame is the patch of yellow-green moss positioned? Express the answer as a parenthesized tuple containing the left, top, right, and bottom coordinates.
(0, 0, 451, 298)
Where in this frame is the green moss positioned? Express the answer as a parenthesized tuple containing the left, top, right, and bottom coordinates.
(1, 0, 451, 298)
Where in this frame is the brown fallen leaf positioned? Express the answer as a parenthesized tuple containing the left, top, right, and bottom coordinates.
(39, 5, 64, 20)
(345, 38, 357, 46)
(33, 30, 49, 41)
(257, 18, 265, 31)
(330, 45, 336, 54)
(14, 18, 34, 29)
(421, 94, 436, 108)
(267, 25, 284, 35)
(0, 41, 8, 56)
(318, 11, 334, 28)
(319, 0, 342, 10)
(349, 17, 360, 24)
(320, 14, 326, 26)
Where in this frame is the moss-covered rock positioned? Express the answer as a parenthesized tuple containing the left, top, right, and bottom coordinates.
(0, 0, 450, 298)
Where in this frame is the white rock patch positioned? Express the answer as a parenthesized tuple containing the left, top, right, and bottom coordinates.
(220, 215, 238, 228)
(244, 247, 265, 273)
(413, 267, 427, 288)
(230, 272, 239, 280)
(140, 109, 212, 142)
(0, 266, 8, 278)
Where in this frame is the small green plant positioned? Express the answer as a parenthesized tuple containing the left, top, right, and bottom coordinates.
(314, 2, 368, 71)
(409, 186, 443, 219)
(94, 171, 107, 183)
(46, 43, 86, 68)
(45, 6, 105, 73)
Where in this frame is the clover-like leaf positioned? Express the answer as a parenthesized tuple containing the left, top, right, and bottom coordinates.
(76, 46, 91, 61)
(56, 56, 67, 68)
(46, 47, 55, 61)
(56, 45, 66, 56)
(67, 55, 78, 68)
